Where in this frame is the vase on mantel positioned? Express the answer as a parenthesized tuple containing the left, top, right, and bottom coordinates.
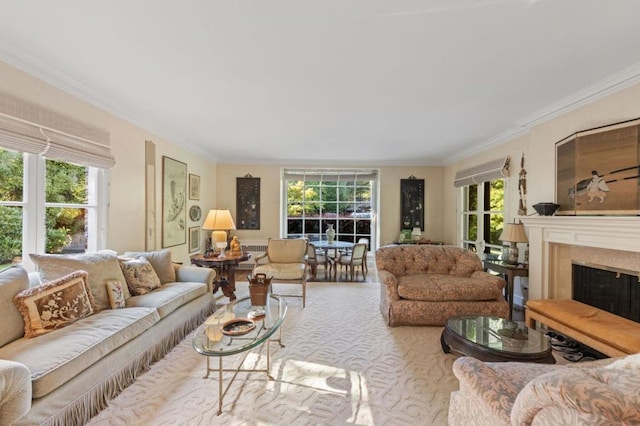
(326, 224, 335, 244)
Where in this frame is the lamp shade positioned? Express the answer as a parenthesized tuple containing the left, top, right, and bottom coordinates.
(202, 209, 236, 231)
(499, 222, 528, 243)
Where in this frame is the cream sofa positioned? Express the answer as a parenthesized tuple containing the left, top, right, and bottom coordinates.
(448, 354, 640, 425)
(0, 249, 216, 426)
(376, 245, 509, 326)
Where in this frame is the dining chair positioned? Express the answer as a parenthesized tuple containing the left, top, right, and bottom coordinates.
(337, 243, 367, 281)
(253, 238, 308, 307)
(357, 237, 369, 275)
(306, 242, 330, 280)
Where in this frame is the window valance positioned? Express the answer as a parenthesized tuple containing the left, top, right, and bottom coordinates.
(453, 157, 510, 187)
(0, 92, 115, 169)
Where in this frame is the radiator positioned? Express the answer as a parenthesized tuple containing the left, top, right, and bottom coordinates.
(238, 241, 267, 270)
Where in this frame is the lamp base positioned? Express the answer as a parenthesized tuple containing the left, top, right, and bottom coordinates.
(506, 243, 519, 265)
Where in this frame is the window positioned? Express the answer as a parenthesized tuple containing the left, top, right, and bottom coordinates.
(0, 92, 114, 269)
(0, 148, 107, 269)
(283, 169, 378, 248)
(461, 179, 505, 258)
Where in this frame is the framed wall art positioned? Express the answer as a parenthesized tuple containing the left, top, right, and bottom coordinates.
(188, 173, 200, 200)
(400, 176, 424, 231)
(188, 226, 200, 253)
(236, 175, 260, 229)
(162, 156, 187, 248)
(556, 118, 640, 215)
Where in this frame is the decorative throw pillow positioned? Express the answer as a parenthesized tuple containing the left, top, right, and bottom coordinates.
(118, 257, 162, 296)
(13, 270, 95, 338)
(122, 249, 176, 284)
(30, 250, 131, 312)
(106, 280, 126, 309)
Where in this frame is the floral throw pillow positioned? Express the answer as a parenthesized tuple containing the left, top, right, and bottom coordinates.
(118, 257, 161, 296)
(13, 270, 95, 338)
(106, 280, 126, 309)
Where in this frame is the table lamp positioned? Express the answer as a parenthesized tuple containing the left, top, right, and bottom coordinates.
(202, 209, 236, 259)
(412, 227, 422, 242)
(499, 221, 528, 264)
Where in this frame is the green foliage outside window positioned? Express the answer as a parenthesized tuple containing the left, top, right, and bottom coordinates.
(0, 150, 89, 265)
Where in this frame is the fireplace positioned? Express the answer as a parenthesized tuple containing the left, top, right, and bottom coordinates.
(519, 216, 640, 302)
(572, 262, 640, 322)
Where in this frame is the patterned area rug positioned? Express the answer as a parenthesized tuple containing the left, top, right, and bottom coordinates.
(87, 281, 459, 425)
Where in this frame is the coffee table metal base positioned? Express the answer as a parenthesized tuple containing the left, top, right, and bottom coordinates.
(204, 334, 285, 415)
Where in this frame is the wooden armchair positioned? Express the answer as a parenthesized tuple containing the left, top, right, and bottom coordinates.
(253, 238, 308, 307)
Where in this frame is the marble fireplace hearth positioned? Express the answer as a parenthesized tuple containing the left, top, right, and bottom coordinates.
(520, 216, 640, 301)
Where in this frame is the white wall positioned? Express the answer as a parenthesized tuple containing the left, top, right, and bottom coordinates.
(0, 60, 218, 264)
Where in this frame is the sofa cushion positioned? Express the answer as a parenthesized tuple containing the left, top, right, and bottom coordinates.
(30, 250, 130, 311)
(0, 266, 29, 346)
(13, 271, 95, 338)
(125, 281, 208, 318)
(118, 257, 161, 296)
(397, 274, 503, 302)
(0, 306, 160, 398)
(122, 249, 176, 284)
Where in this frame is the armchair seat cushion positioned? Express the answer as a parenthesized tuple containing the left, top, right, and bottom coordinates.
(254, 263, 305, 280)
(397, 274, 503, 302)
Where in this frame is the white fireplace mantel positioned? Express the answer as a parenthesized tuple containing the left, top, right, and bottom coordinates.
(520, 216, 640, 300)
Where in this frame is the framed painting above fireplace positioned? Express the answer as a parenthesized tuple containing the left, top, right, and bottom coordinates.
(556, 118, 640, 215)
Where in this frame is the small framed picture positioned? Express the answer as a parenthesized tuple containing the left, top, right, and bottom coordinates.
(189, 174, 201, 200)
(188, 226, 200, 253)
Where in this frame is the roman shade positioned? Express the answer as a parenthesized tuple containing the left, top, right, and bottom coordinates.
(283, 168, 378, 181)
(453, 157, 510, 187)
(0, 92, 115, 169)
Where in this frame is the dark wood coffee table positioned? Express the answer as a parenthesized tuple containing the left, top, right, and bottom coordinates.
(441, 315, 554, 363)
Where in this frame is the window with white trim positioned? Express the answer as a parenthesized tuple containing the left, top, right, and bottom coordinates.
(0, 148, 107, 268)
(455, 157, 509, 258)
(460, 179, 505, 258)
(282, 169, 378, 248)
(0, 92, 113, 269)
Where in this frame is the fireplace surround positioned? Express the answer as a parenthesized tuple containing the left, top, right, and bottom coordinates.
(520, 216, 640, 301)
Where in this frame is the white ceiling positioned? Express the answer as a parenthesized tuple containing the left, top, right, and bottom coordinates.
(1, 0, 640, 166)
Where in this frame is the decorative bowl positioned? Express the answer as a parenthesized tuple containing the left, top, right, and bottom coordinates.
(532, 202, 560, 216)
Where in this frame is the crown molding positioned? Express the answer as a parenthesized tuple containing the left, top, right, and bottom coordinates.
(445, 60, 640, 165)
(0, 41, 219, 163)
(516, 60, 640, 128)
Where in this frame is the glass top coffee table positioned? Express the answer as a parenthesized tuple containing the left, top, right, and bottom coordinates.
(193, 295, 287, 415)
(441, 315, 554, 364)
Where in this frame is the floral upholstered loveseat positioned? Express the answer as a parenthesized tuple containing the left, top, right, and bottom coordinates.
(376, 245, 509, 326)
(448, 354, 640, 425)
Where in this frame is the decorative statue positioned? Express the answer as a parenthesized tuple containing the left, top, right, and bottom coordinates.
(230, 236, 242, 255)
(518, 153, 527, 216)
